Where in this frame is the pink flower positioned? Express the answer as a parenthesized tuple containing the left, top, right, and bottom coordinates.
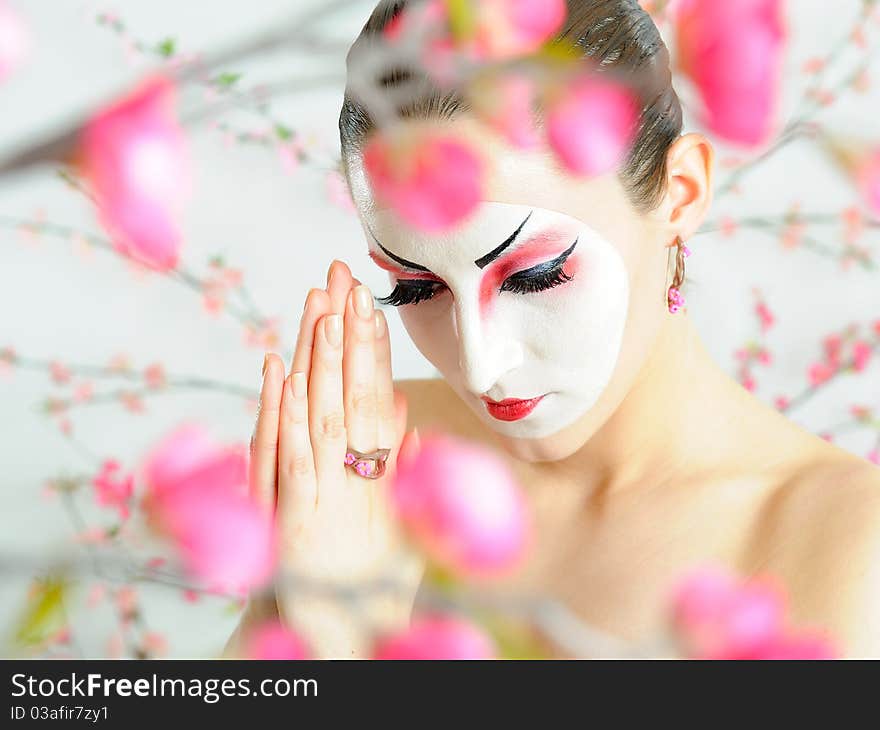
(93, 459, 134, 520)
(868, 449, 880, 466)
(49, 360, 72, 384)
(244, 620, 310, 660)
(545, 75, 640, 176)
(470, 0, 567, 60)
(326, 170, 356, 213)
(755, 301, 775, 332)
(0, 1, 29, 82)
(142, 424, 276, 594)
(78, 75, 191, 271)
(143, 362, 167, 389)
(807, 361, 836, 387)
(372, 615, 496, 659)
(673, 0, 786, 147)
(390, 431, 530, 578)
(671, 566, 837, 660)
(852, 341, 872, 372)
(857, 148, 880, 219)
(363, 129, 484, 232)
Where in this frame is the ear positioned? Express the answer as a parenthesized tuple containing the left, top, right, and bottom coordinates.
(657, 132, 715, 245)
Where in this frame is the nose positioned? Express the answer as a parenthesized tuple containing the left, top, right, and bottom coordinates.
(452, 296, 523, 397)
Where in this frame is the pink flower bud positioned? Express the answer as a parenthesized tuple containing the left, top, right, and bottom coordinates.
(372, 614, 496, 659)
(470, 0, 567, 60)
(142, 424, 276, 594)
(78, 76, 191, 270)
(0, 1, 29, 82)
(363, 128, 484, 233)
(673, 0, 786, 147)
(858, 149, 880, 219)
(545, 75, 640, 176)
(670, 566, 837, 660)
(390, 431, 530, 578)
(244, 620, 310, 660)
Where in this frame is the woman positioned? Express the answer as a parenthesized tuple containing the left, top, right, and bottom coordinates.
(227, 0, 880, 658)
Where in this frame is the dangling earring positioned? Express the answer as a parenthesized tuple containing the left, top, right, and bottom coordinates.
(667, 235, 691, 314)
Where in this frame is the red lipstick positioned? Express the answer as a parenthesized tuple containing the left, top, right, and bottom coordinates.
(481, 395, 545, 422)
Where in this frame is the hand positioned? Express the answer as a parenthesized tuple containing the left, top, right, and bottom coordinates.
(248, 260, 424, 657)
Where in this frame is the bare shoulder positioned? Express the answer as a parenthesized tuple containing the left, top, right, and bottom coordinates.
(393, 378, 488, 442)
(750, 441, 880, 656)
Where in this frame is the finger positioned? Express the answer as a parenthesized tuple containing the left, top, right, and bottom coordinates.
(343, 285, 378, 454)
(291, 288, 331, 379)
(326, 259, 354, 315)
(249, 353, 284, 512)
(308, 313, 347, 480)
(373, 309, 397, 452)
(277, 369, 318, 518)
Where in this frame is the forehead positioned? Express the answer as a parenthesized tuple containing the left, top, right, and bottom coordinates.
(347, 116, 639, 252)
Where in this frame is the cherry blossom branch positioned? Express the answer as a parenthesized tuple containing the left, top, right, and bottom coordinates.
(4, 352, 255, 402)
(0, 547, 643, 659)
(0, 213, 272, 331)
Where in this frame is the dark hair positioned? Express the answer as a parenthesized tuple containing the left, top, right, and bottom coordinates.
(339, 0, 683, 214)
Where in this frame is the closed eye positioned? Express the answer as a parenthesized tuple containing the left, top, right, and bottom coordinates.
(376, 238, 578, 307)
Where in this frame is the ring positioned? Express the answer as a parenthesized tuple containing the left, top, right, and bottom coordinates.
(344, 447, 390, 479)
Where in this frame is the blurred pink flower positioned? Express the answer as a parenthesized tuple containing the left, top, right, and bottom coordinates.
(93, 459, 134, 520)
(671, 566, 837, 660)
(868, 449, 880, 466)
(852, 341, 873, 372)
(390, 431, 530, 578)
(142, 424, 276, 594)
(363, 129, 484, 232)
(857, 148, 880, 219)
(244, 620, 310, 660)
(78, 75, 191, 271)
(673, 0, 786, 147)
(545, 76, 640, 176)
(807, 361, 836, 386)
(470, 0, 567, 60)
(0, 1, 29, 82)
(372, 615, 496, 659)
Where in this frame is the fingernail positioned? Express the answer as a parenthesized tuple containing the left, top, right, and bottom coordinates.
(325, 314, 343, 347)
(292, 371, 307, 398)
(354, 285, 373, 320)
(374, 310, 386, 338)
(303, 289, 314, 312)
(327, 261, 339, 286)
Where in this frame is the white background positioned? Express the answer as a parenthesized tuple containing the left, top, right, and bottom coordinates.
(0, 0, 878, 656)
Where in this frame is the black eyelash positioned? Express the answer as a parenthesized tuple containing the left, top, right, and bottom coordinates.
(376, 280, 447, 307)
(377, 238, 578, 307)
(499, 266, 572, 294)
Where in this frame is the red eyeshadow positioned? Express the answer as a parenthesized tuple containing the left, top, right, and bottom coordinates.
(478, 230, 575, 318)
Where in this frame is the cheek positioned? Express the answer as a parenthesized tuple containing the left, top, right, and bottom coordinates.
(398, 298, 459, 370)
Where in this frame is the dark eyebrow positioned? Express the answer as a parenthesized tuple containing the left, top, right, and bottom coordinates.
(474, 211, 533, 269)
(366, 210, 534, 273)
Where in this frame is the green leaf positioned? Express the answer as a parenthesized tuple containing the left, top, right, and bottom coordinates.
(156, 38, 177, 58)
(14, 576, 69, 647)
(274, 124, 293, 141)
(446, 0, 477, 42)
(214, 72, 242, 89)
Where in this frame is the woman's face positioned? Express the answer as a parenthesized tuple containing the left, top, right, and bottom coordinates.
(348, 118, 671, 462)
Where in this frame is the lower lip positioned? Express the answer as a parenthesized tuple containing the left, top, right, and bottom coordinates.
(482, 395, 546, 422)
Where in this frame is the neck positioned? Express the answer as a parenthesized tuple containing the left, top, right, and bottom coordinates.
(534, 312, 759, 494)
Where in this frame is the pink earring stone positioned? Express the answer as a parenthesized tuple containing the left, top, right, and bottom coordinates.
(668, 286, 685, 313)
(682, 245, 692, 258)
(345, 452, 357, 466)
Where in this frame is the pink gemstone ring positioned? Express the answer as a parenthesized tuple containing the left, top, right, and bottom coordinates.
(344, 447, 391, 480)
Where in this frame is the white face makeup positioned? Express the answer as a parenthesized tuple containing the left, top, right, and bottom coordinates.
(362, 202, 630, 440)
